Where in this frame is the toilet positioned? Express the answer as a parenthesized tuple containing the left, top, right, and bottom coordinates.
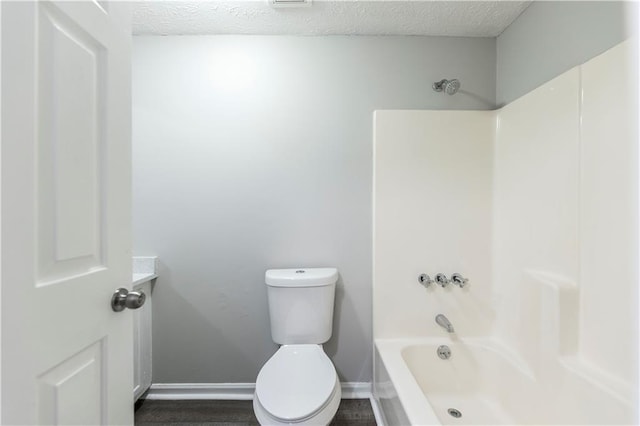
(253, 268, 341, 426)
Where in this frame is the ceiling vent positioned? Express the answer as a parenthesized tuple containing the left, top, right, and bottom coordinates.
(269, 0, 312, 8)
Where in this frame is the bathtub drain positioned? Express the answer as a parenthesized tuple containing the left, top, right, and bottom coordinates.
(437, 345, 451, 360)
(448, 408, 462, 419)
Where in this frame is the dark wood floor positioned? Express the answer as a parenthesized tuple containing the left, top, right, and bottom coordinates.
(135, 399, 377, 426)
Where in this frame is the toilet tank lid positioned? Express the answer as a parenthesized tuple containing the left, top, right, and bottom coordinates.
(265, 268, 338, 287)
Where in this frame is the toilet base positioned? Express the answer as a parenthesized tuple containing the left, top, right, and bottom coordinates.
(253, 378, 341, 426)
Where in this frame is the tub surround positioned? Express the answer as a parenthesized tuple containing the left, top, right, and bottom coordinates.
(494, 39, 638, 386)
(373, 40, 638, 425)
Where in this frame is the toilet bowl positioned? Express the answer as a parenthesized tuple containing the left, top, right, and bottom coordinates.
(253, 345, 341, 425)
(253, 268, 341, 425)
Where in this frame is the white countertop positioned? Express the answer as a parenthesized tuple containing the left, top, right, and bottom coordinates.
(133, 272, 158, 287)
(132, 256, 158, 287)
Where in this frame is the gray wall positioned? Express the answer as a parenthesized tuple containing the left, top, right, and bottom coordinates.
(132, 35, 496, 383)
(497, 1, 628, 106)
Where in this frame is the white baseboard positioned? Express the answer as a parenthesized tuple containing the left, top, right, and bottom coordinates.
(145, 382, 372, 401)
(146, 383, 255, 400)
(341, 382, 372, 399)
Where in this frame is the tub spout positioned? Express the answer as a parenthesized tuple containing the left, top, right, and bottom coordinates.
(435, 314, 454, 333)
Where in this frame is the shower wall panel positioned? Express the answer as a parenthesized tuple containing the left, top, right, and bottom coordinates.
(579, 40, 638, 382)
(373, 110, 495, 338)
(493, 68, 581, 366)
(494, 40, 637, 397)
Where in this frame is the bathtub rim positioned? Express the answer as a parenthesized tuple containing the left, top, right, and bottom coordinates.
(374, 337, 537, 426)
(375, 338, 440, 426)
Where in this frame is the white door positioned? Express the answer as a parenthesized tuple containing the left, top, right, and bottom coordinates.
(1, 1, 133, 424)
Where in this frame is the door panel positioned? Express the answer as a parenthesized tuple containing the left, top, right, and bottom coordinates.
(2, 1, 132, 424)
(37, 1, 106, 284)
(38, 340, 105, 425)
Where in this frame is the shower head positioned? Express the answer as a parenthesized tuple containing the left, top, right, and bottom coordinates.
(433, 79, 461, 95)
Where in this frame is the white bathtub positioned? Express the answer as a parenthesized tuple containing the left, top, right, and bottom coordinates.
(374, 338, 636, 425)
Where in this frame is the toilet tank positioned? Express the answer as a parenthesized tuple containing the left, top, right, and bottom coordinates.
(265, 268, 338, 345)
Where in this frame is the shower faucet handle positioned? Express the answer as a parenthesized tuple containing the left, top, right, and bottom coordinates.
(418, 273, 433, 287)
(451, 273, 469, 288)
(435, 273, 449, 287)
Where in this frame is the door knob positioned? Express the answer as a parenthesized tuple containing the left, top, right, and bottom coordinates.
(111, 287, 146, 312)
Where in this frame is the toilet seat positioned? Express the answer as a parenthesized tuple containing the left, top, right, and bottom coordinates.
(255, 344, 338, 422)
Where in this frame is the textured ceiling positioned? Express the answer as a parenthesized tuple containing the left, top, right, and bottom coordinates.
(132, 1, 532, 37)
